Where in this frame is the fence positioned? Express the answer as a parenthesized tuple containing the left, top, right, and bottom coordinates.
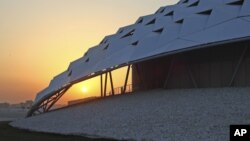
(106, 84, 133, 96)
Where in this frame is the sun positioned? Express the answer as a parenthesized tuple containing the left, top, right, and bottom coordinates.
(81, 86, 88, 93)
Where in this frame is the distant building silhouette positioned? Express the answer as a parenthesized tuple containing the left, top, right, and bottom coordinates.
(0, 102, 10, 108)
(0, 100, 33, 109)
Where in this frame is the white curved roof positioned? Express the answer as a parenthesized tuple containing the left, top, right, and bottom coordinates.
(34, 0, 250, 104)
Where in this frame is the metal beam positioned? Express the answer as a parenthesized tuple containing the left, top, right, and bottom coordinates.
(104, 72, 108, 97)
(133, 64, 145, 90)
(36, 109, 42, 114)
(42, 102, 46, 111)
(123, 65, 131, 94)
(100, 74, 103, 97)
(164, 56, 175, 88)
(229, 45, 248, 87)
(109, 71, 115, 96)
(26, 85, 71, 117)
(45, 86, 70, 112)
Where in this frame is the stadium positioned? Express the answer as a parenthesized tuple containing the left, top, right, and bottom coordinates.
(11, 0, 250, 140)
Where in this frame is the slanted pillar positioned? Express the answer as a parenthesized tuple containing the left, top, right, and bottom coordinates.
(229, 45, 248, 87)
(164, 56, 175, 88)
(122, 65, 131, 94)
(109, 71, 115, 96)
(187, 63, 198, 88)
(100, 74, 103, 97)
(104, 72, 108, 97)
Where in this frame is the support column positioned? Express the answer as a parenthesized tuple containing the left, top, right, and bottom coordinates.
(100, 74, 103, 97)
(123, 65, 131, 94)
(164, 56, 175, 88)
(133, 64, 145, 90)
(187, 64, 198, 88)
(104, 72, 108, 97)
(229, 45, 248, 87)
(109, 71, 115, 96)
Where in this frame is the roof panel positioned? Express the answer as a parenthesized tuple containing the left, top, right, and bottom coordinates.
(69, 45, 108, 82)
(49, 71, 70, 90)
(183, 18, 250, 44)
(145, 38, 200, 58)
(242, 17, 250, 22)
(198, 0, 223, 6)
(157, 23, 183, 47)
(94, 46, 135, 71)
(105, 37, 132, 55)
(35, 87, 52, 104)
(130, 35, 161, 61)
(206, 5, 240, 28)
(180, 14, 208, 36)
(130, 25, 154, 43)
(239, 0, 250, 16)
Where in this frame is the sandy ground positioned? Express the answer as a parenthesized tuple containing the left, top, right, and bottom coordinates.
(10, 88, 250, 141)
(0, 108, 28, 121)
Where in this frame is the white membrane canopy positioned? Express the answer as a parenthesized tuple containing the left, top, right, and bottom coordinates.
(34, 0, 250, 104)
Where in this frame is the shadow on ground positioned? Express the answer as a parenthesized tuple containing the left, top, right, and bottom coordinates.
(0, 121, 120, 141)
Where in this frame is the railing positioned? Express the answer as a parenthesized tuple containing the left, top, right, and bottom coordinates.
(106, 84, 133, 96)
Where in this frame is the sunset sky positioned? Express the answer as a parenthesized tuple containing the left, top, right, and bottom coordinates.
(0, 0, 178, 104)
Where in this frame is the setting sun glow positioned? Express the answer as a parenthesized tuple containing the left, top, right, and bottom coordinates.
(81, 86, 88, 93)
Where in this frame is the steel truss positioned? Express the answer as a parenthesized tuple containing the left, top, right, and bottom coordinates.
(27, 65, 132, 117)
(26, 86, 71, 117)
